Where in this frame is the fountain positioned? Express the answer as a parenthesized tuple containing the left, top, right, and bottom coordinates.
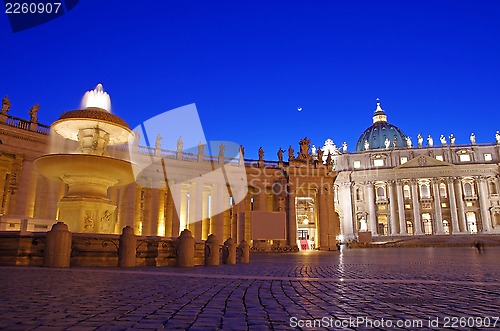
(34, 84, 137, 233)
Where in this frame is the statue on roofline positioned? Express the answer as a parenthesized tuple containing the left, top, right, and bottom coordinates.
(258, 146, 264, 161)
(1, 95, 11, 114)
(29, 103, 39, 123)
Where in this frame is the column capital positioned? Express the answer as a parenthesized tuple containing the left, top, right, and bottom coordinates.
(395, 179, 405, 185)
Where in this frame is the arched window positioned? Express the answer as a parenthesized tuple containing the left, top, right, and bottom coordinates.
(463, 182, 473, 197)
(489, 181, 498, 195)
(403, 184, 411, 199)
(376, 186, 385, 198)
(356, 187, 363, 201)
(420, 183, 430, 198)
(439, 183, 447, 198)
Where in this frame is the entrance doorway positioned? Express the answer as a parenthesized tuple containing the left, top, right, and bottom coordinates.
(466, 212, 478, 234)
(296, 197, 317, 250)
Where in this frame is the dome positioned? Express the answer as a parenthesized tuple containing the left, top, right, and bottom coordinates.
(355, 100, 407, 151)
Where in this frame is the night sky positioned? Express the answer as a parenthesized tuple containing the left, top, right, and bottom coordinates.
(1, 0, 500, 159)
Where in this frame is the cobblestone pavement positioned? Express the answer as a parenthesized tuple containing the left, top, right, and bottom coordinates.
(1, 246, 500, 331)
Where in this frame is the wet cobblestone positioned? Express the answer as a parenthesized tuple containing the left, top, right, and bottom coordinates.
(1, 247, 499, 330)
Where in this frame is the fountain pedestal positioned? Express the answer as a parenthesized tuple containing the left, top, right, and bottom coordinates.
(34, 84, 136, 234)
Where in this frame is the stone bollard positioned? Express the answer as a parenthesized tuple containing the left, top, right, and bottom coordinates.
(238, 240, 250, 264)
(118, 226, 137, 267)
(205, 234, 220, 266)
(222, 238, 236, 265)
(176, 229, 194, 267)
(44, 222, 72, 268)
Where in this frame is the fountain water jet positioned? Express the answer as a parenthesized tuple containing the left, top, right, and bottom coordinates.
(34, 84, 137, 233)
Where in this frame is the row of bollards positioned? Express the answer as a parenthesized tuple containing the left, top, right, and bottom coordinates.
(177, 229, 250, 267)
(43, 222, 250, 268)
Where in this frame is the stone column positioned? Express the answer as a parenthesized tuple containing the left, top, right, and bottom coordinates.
(236, 197, 246, 244)
(454, 178, 467, 232)
(258, 185, 267, 211)
(142, 187, 152, 235)
(396, 180, 407, 235)
(156, 188, 166, 236)
(432, 179, 444, 234)
(477, 176, 492, 232)
(201, 190, 210, 240)
(318, 188, 329, 249)
(193, 181, 204, 240)
(338, 182, 354, 238)
(164, 187, 174, 237)
(134, 186, 142, 235)
(0, 170, 7, 215)
(149, 188, 159, 236)
(447, 177, 461, 234)
(120, 184, 136, 229)
(213, 184, 225, 242)
(287, 185, 297, 246)
(410, 179, 423, 235)
(366, 182, 378, 235)
(171, 182, 181, 237)
(388, 180, 398, 235)
(179, 186, 189, 232)
(12, 159, 37, 218)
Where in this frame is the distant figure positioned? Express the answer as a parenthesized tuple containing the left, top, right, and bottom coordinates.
(317, 147, 324, 163)
(133, 130, 140, 148)
(177, 136, 183, 151)
(277, 148, 284, 162)
(449, 134, 456, 146)
(155, 134, 162, 150)
(1, 95, 11, 114)
(288, 145, 295, 161)
(470, 132, 476, 145)
(29, 103, 39, 123)
(326, 152, 332, 167)
(393, 137, 398, 148)
(417, 134, 423, 148)
(342, 141, 347, 153)
(311, 144, 317, 155)
(364, 140, 369, 151)
(384, 137, 390, 149)
(258, 146, 264, 161)
(219, 143, 225, 157)
(474, 241, 484, 253)
(198, 141, 205, 155)
(406, 136, 412, 148)
(427, 135, 433, 147)
(440, 134, 447, 146)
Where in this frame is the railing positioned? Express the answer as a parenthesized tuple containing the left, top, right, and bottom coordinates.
(5, 115, 31, 131)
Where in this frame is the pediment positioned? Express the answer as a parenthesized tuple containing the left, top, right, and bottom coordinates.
(397, 155, 453, 169)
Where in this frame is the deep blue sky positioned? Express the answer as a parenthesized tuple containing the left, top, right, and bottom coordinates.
(1, 1, 500, 159)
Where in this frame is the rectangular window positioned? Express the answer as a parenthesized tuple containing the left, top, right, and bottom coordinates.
(484, 153, 492, 161)
(400, 157, 408, 164)
(466, 202, 473, 207)
(373, 159, 384, 167)
(405, 204, 411, 209)
(435, 155, 443, 161)
(353, 160, 361, 169)
(441, 202, 447, 207)
(459, 154, 471, 162)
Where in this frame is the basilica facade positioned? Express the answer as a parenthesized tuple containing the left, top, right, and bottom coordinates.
(331, 101, 500, 240)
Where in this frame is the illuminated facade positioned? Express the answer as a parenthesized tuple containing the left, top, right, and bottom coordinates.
(331, 101, 500, 240)
(0, 96, 339, 251)
(0, 95, 498, 250)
